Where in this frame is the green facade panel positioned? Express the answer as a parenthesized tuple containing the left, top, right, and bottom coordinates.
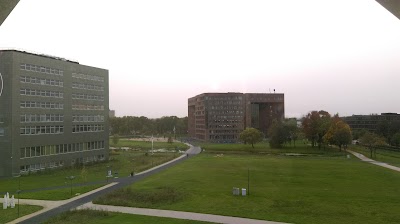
(0, 50, 109, 177)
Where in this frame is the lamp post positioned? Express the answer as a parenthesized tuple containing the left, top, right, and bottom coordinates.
(13, 174, 21, 217)
(65, 176, 75, 196)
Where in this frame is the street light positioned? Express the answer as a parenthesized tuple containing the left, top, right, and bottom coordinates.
(13, 174, 21, 217)
(65, 176, 75, 196)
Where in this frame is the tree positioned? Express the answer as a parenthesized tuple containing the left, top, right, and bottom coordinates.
(268, 120, 286, 148)
(391, 132, 400, 147)
(167, 136, 173, 144)
(239, 128, 263, 148)
(302, 110, 331, 148)
(282, 119, 299, 147)
(360, 132, 386, 158)
(112, 134, 120, 146)
(324, 120, 352, 151)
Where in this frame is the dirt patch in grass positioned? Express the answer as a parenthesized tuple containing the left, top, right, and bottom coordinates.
(94, 186, 185, 207)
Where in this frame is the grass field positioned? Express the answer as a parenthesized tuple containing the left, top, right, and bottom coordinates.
(0, 150, 179, 200)
(111, 139, 189, 151)
(44, 209, 213, 224)
(20, 184, 105, 200)
(95, 145, 400, 224)
(198, 141, 347, 157)
(0, 205, 42, 223)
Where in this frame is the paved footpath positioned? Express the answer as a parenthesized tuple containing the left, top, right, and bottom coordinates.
(348, 150, 400, 172)
(9, 144, 201, 224)
(77, 202, 288, 224)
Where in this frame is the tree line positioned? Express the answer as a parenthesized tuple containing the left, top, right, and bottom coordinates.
(241, 110, 353, 150)
(110, 116, 188, 137)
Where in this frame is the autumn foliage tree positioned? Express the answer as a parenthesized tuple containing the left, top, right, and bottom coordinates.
(324, 120, 352, 151)
(302, 110, 331, 148)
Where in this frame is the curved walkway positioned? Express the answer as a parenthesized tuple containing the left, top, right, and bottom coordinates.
(11, 144, 201, 224)
(348, 150, 400, 172)
(77, 202, 287, 224)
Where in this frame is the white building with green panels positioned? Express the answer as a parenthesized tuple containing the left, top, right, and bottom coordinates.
(0, 50, 109, 177)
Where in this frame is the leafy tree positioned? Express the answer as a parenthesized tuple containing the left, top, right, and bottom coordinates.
(240, 128, 263, 148)
(283, 119, 299, 147)
(360, 132, 386, 158)
(268, 120, 287, 148)
(391, 132, 400, 147)
(352, 129, 368, 140)
(324, 120, 352, 151)
(302, 110, 331, 148)
(112, 134, 120, 146)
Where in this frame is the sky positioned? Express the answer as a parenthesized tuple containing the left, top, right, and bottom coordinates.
(1, 0, 400, 118)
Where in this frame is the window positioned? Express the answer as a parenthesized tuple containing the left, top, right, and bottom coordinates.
(0, 127, 4, 136)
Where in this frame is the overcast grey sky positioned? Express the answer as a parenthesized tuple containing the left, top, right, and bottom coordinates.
(1, 0, 399, 118)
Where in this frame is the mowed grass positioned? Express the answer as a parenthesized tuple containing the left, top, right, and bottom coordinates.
(95, 148, 400, 224)
(0, 151, 179, 200)
(44, 209, 213, 224)
(20, 184, 105, 200)
(111, 139, 189, 151)
(0, 205, 42, 223)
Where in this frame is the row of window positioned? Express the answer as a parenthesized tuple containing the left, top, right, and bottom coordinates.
(72, 104, 104, 111)
(20, 101, 64, 109)
(20, 125, 64, 135)
(20, 161, 64, 173)
(20, 141, 105, 159)
(72, 72, 104, 82)
(205, 96, 243, 101)
(20, 63, 64, 76)
(72, 93, 104, 101)
(20, 155, 105, 173)
(20, 88, 64, 98)
(72, 124, 104, 133)
(21, 114, 64, 123)
(72, 115, 105, 122)
(72, 82, 104, 91)
(20, 76, 64, 87)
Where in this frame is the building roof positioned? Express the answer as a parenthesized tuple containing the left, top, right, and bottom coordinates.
(376, 0, 400, 20)
(0, 49, 79, 64)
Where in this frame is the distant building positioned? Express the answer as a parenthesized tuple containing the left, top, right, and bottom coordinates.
(188, 92, 284, 142)
(109, 110, 115, 118)
(342, 113, 400, 132)
(0, 49, 109, 177)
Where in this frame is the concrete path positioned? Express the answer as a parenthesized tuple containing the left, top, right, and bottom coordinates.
(77, 202, 288, 224)
(1, 182, 118, 224)
(348, 150, 400, 172)
(14, 144, 202, 224)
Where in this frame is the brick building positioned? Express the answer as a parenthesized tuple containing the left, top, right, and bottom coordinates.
(188, 92, 284, 142)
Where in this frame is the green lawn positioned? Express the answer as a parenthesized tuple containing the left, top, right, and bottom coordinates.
(0, 151, 179, 200)
(0, 205, 42, 223)
(20, 184, 105, 200)
(350, 145, 400, 167)
(95, 146, 400, 224)
(111, 139, 189, 151)
(198, 141, 345, 156)
(44, 209, 213, 224)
